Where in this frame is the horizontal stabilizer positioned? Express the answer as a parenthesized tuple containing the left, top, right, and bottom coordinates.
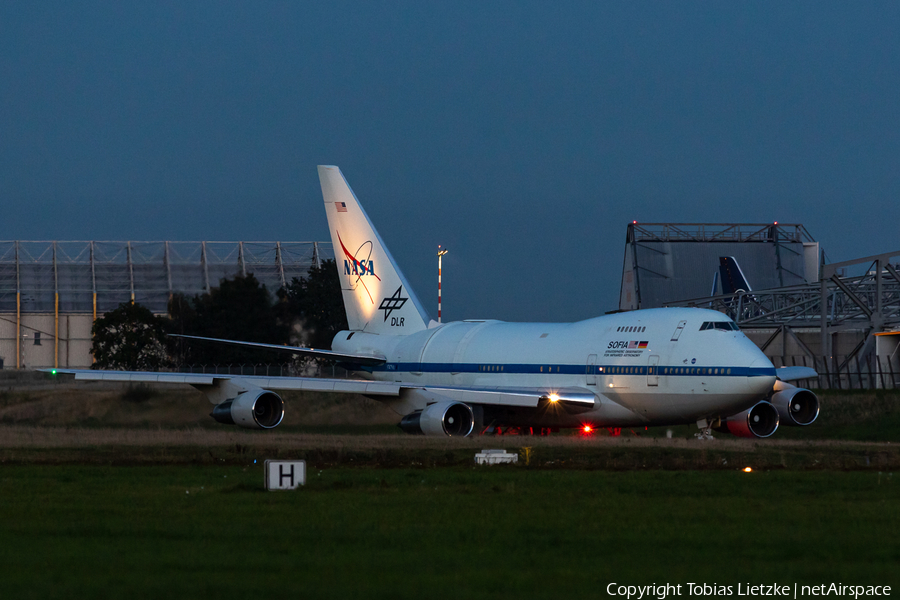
(170, 334, 386, 365)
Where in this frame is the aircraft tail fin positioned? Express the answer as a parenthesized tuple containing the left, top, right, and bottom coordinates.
(710, 270, 720, 297)
(318, 166, 429, 335)
(719, 256, 752, 294)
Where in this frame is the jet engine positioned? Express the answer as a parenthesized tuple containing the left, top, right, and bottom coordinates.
(398, 401, 475, 437)
(211, 390, 285, 429)
(717, 400, 779, 438)
(769, 383, 819, 426)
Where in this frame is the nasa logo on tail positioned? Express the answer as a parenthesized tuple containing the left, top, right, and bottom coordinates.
(337, 232, 381, 303)
(379, 286, 408, 326)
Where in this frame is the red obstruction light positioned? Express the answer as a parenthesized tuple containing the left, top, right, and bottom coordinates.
(582, 424, 594, 435)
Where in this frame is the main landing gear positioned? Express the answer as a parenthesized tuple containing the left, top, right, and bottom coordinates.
(694, 418, 715, 440)
(481, 426, 556, 436)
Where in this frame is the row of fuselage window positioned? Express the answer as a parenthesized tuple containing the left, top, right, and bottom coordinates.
(613, 322, 737, 336)
(663, 367, 733, 375)
(476, 365, 733, 375)
(600, 366, 733, 376)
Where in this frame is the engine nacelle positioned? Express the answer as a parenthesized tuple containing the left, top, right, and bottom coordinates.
(211, 390, 284, 430)
(717, 400, 780, 438)
(770, 384, 819, 426)
(398, 401, 475, 437)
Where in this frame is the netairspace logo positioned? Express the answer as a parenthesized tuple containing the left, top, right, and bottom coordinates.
(606, 583, 892, 600)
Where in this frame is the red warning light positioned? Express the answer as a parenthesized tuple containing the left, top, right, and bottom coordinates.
(582, 424, 593, 434)
(632, 220, 637, 224)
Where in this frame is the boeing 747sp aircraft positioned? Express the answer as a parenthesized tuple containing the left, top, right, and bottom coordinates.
(52, 166, 820, 438)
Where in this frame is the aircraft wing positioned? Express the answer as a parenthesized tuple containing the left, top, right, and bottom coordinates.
(169, 334, 386, 366)
(775, 366, 818, 382)
(393, 384, 596, 409)
(50, 369, 401, 395)
(46, 369, 595, 409)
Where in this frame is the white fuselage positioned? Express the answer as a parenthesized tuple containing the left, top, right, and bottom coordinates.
(333, 307, 776, 428)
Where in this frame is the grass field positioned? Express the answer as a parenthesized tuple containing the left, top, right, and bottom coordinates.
(1, 376, 898, 598)
(650, 389, 900, 443)
(2, 375, 899, 441)
(1, 466, 898, 599)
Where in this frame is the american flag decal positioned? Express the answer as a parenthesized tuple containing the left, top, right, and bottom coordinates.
(335, 202, 347, 212)
(628, 341, 638, 349)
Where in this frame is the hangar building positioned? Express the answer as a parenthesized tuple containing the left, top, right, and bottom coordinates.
(618, 223, 820, 311)
(0, 241, 332, 370)
(619, 224, 900, 389)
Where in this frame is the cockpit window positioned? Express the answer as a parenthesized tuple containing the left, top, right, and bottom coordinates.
(700, 321, 740, 331)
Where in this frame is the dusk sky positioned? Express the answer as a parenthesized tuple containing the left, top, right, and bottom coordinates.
(2, 2, 898, 323)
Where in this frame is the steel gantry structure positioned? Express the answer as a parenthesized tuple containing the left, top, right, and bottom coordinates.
(619, 222, 819, 312)
(819, 251, 900, 360)
(664, 249, 900, 372)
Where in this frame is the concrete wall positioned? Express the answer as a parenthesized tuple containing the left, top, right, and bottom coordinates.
(0, 313, 94, 369)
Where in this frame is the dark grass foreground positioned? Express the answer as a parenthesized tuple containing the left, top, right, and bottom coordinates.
(0, 466, 897, 599)
(2, 425, 900, 470)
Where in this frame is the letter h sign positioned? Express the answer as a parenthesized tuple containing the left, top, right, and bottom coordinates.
(265, 460, 306, 490)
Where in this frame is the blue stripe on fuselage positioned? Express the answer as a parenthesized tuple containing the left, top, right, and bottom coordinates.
(365, 362, 776, 377)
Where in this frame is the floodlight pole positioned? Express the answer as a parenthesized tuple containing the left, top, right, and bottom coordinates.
(437, 246, 448, 323)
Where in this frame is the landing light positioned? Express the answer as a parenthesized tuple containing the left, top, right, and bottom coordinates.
(743, 467, 753, 473)
(548, 394, 560, 403)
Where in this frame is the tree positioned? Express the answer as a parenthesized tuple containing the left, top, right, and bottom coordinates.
(91, 302, 171, 370)
(168, 273, 289, 365)
(278, 259, 348, 350)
